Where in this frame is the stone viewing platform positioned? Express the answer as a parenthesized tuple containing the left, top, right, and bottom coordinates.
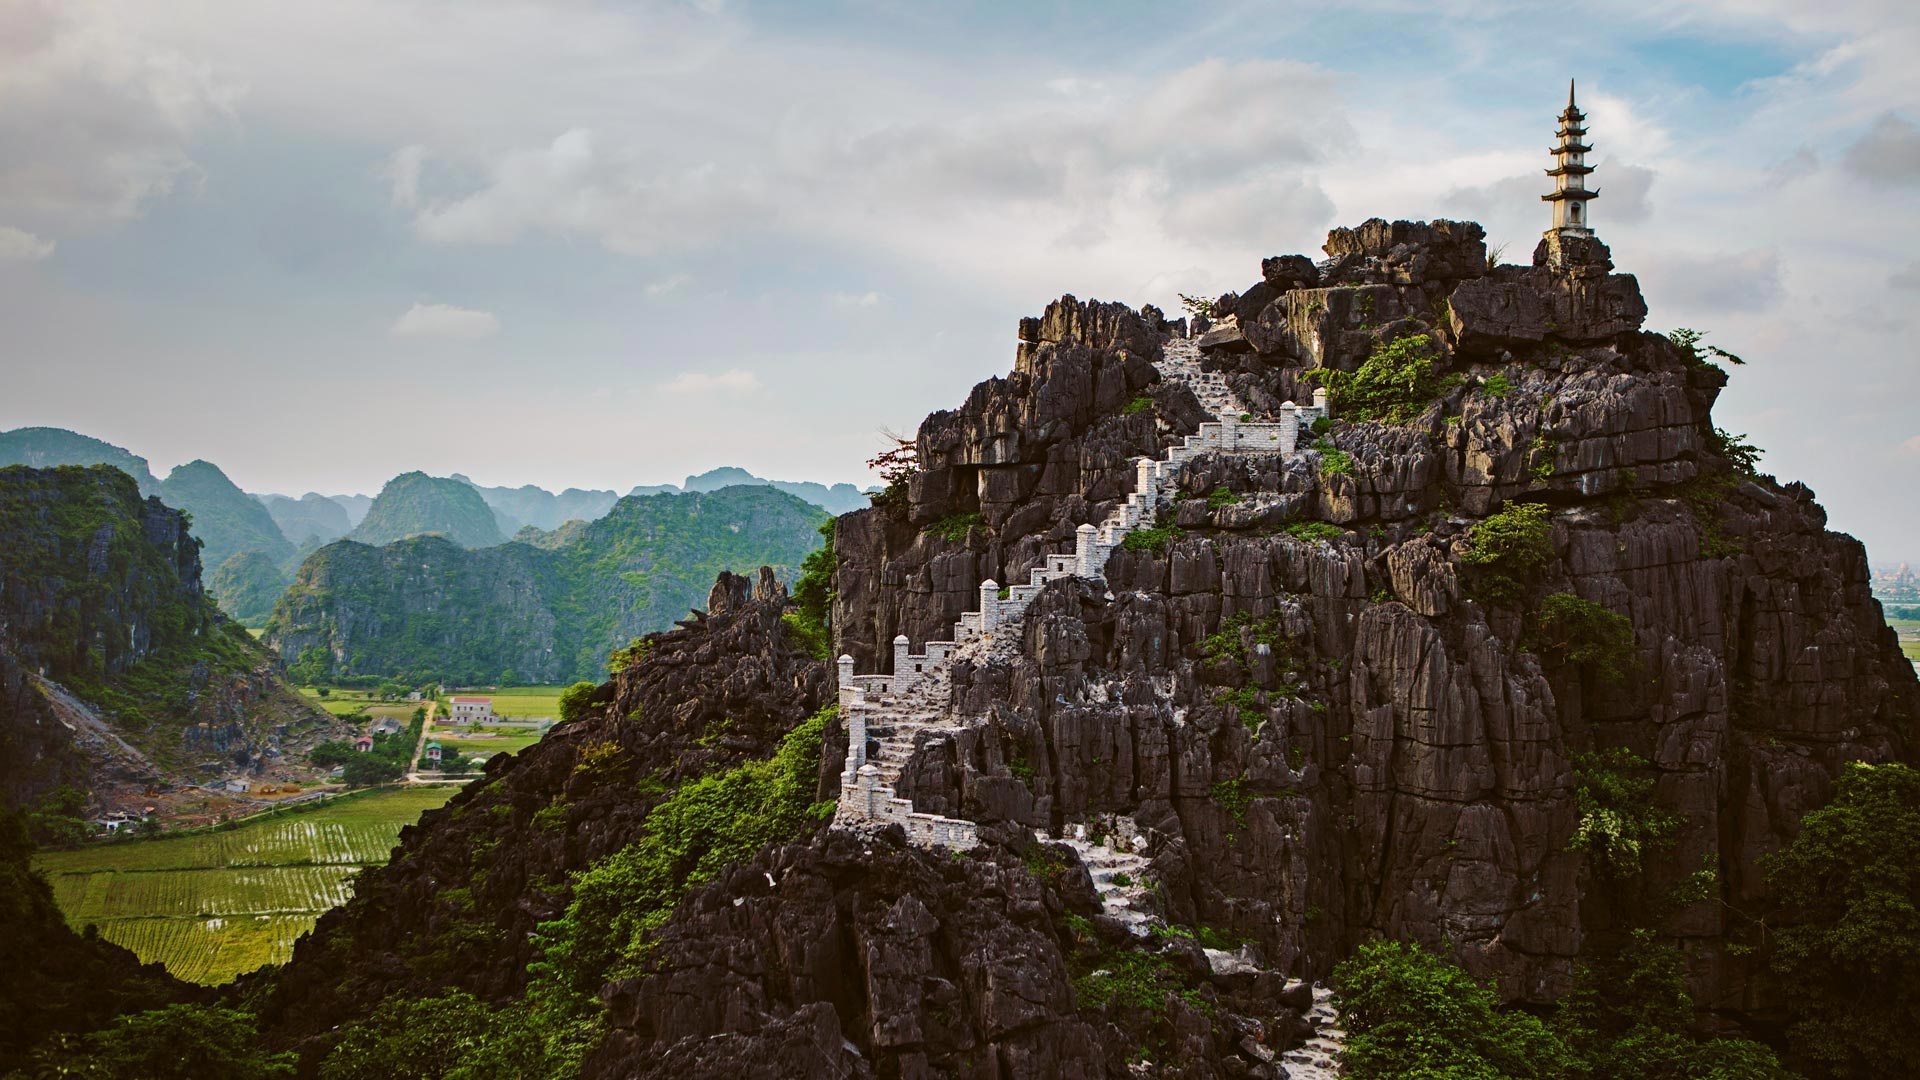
(832, 331, 1330, 848)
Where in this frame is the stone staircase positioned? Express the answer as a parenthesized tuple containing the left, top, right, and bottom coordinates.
(1062, 817, 1157, 937)
(833, 330, 1329, 851)
(1278, 983, 1346, 1079)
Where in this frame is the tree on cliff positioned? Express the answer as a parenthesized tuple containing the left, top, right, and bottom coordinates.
(1767, 762, 1920, 1080)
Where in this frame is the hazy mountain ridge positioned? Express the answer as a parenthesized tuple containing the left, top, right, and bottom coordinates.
(0, 427, 162, 496)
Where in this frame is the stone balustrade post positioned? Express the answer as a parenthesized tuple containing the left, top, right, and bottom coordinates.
(1313, 386, 1329, 415)
(892, 634, 912, 686)
(979, 580, 999, 632)
(1135, 458, 1157, 509)
(1280, 403, 1299, 455)
(845, 707, 867, 777)
(1075, 524, 1097, 576)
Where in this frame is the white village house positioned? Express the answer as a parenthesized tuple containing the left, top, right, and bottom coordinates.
(449, 697, 494, 723)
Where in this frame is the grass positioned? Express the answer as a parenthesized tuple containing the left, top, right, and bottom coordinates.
(33, 786, 455, 984)
(437, 731, 545, 758)
(469, 686, 568, 721)
(1902, 641, 1920, 663)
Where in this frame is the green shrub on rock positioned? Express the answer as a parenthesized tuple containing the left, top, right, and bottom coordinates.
(1532, 592, 1635, 682)
(1461, 502, 1554, 605)
(1315, 333, 1459, 424)
(1767, 762, 1920, 1079)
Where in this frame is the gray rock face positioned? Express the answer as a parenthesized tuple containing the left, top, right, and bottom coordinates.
(834, 217, 1918, 1021)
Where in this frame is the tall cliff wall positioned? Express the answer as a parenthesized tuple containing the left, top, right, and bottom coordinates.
(832, 221, 1916, 1017)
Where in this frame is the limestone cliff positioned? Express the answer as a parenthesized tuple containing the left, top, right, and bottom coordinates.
(0, 465, 344, 813)
(831, 220, 1916, 1018)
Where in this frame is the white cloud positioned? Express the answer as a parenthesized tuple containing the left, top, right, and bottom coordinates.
(0, 3, 241, 226)
(661, 369, 761, 394)
(645, 273, 691, 297)
(390, 302, 499, 340)
(0, 225, 54, 260)
(1900, 435, 1920, 457)
(1892, 262, 1920, 292)
(829, 290, 883, 309)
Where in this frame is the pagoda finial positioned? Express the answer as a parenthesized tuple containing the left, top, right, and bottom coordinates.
(1568, 78, 1576, 110)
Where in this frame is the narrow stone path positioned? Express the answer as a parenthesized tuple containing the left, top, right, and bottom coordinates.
(1279, 984, 1346, 1079)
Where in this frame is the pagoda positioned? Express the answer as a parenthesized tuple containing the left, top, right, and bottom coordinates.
(1543, 79, 1598, 238)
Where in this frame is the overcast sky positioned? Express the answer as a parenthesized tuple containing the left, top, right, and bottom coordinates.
(2, 1, 1918, 559)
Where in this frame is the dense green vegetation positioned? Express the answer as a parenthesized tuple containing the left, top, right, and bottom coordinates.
(786, 519, 834, 660)
(348, 471, 505, 548)
(1568, 748, 1679, 880)
(1122, 521, 1183, 554)
(1334, 938, 1791, 1080)
(5, 1004, 297, 1080)
(207, 550, 291, 627)
(533, 706, 835, 996)
(1462, 501, 1554, 605)
(1531, 592, 1636, 682)
(1765, 762, 1920, 1079)
(1315, 333, 1459, 424)
(160, 459, 294, 575)
(269, 486, 830, 685)
(0, 804, 185, 1072)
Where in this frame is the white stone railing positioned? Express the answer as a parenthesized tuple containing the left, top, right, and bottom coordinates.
(833, 333, 1330, 847)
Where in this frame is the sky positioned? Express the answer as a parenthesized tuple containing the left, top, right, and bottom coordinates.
(1, 0, 1918, 559)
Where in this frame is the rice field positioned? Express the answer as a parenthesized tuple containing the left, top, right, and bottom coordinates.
(34, 786, 456, 985)
(475, 686, 567, 720)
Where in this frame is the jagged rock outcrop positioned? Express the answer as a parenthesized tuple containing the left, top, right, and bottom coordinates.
(833, 219, 1918, 1020)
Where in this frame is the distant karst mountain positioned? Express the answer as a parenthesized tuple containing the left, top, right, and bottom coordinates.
(348, 470, 505, 549)
(450, 474, 621, 534)
(666, 466, 872, 515)
(160, 459, 295, 577)
(0, 427, 161, 496)
(256, 491, 353, 550)
(265, 485, 829, 684)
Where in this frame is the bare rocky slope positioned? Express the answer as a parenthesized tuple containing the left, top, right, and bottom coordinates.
(256, 219, 1915, 1078)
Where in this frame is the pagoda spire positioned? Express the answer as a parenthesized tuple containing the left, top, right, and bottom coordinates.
(1543, 80, 1597, 238)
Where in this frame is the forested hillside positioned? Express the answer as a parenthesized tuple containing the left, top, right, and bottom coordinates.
(0, 465, 340, 809)
(160, 460, 294, 577)
(347, 471, 505, 548)
(265, 485, 829, 684)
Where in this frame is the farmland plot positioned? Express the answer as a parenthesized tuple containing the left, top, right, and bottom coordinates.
(35, 786, 456, 984)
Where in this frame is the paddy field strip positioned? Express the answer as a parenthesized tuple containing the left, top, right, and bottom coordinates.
(34, 786, 457, 985)
(470, 685, 568, 720)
